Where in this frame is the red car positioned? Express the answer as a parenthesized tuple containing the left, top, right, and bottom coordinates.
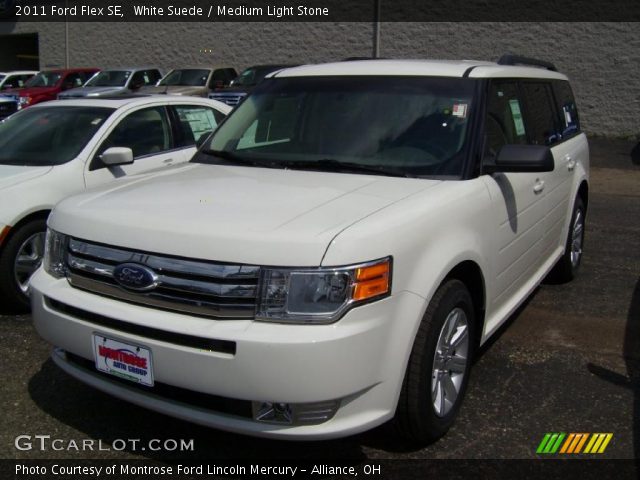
(4, 68, 99, 110)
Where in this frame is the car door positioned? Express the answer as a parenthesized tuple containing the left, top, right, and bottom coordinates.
(520, 81, 569, 261)
(481, 80, 548, 326)
(543, 80, 588, 256)
(84, 105, 185, 188)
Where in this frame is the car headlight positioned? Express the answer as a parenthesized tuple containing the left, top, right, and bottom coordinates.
(43, 229, 68, 279)
(17, 96, 31, 109)
(256, 257, 391, 324)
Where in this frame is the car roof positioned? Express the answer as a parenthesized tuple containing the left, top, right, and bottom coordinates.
(164, 67, 235, 72)
(28, 95, 232, 112)
(37, 68, 100, 74)
(272, 59, 568, 81)
(0, 71, 38, 75)
(98, 67, 161, 72)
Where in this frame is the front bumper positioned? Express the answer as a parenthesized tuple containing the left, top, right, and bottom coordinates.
(31, 268, 426, 440)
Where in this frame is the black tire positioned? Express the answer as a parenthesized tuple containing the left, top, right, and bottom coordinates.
(548, 196, 585, 283)
(0, 218, 47, 313)
(393, 279, 476, 444)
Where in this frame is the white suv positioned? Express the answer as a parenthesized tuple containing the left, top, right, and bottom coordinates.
(32, 57, 589, 442)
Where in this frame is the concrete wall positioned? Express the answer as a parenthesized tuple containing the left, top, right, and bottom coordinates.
(381, 23, 640, 138)
(0, 21, 637, 137)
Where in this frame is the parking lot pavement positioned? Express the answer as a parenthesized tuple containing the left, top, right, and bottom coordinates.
(1, 138, 638, 461)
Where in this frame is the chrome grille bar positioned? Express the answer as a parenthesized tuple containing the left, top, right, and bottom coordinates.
(66, 239, 259, 319)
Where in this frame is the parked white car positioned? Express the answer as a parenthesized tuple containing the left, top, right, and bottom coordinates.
(32, 57, 589, 442)
(0, 70, 37, 91)
(0, 95, 231, 310)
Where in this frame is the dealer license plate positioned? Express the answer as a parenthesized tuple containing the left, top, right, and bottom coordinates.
(92, 334, 154, 386)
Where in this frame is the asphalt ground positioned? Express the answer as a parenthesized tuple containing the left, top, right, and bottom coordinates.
(0, 138, 638, 465)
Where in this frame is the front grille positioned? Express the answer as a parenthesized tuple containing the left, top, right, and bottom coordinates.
(65, 238, 260, 319)
(209, 92, 247, 106)
(64, 352, 253, 419)
(0, 101, 17, 117)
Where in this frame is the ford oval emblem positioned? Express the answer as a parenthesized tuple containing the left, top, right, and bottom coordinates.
(113, 263, 158, 292)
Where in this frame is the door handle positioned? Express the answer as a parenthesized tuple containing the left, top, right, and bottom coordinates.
(533, 179, 545, 194)
(163, 158, 174, 164)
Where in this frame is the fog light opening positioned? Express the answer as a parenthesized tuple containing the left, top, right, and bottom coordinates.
(252, 399, 340, 426)
(253, 401, 293, 424)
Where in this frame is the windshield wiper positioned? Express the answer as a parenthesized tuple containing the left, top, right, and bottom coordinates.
(198, 149, 276, 169)
(286, 159, 414, 178)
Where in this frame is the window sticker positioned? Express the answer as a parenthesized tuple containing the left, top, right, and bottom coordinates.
(182, 108, 217, 141)
(564, 107, 572, 126)
(91, 118, 103, 126)
(452, 103, 467, 118)
(509, 99, 526, 136)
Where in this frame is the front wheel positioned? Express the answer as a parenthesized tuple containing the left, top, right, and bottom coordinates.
(393, 279, 475, 443)
(0, 218, 47, 312)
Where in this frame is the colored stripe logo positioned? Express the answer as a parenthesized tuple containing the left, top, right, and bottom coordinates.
(536, 433, 613, 454)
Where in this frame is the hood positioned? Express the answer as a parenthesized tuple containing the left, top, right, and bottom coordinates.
(7, 86, 59, 98)
(50, 163, 439, 266)
(139, 85, 207, 96)
(58, 86, 127, 98)
(0, 164, 52, 191)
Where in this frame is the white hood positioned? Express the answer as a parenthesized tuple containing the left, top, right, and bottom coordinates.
(50, 163, 439, 266)
(0, 164, 52, 191)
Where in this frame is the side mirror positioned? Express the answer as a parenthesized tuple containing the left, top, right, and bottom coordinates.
(100, 147, 134, 166)
(484, 144, 554, 174)
(129, 81, 143, 91)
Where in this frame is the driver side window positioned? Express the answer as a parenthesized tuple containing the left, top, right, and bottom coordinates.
(92, 107, 172, 170)
(485, 81, 527, 158)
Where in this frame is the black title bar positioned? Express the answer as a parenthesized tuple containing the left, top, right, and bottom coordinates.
(1, 0, 640, 22)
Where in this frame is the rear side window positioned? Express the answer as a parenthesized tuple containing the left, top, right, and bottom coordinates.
(521, 82, 562, 146)
(210, 69, 237, 87)
(174, 105, 223, 146)
(131, 70, 160, 87)
(485, 81, 527, 156)
(63, 73, 85, 89)
(553, 80, 580, 138)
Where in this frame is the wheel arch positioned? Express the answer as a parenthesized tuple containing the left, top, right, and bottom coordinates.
(0, 210, 50, 251)
(442, 260, 486, 347)
(577, 180, 589, 211)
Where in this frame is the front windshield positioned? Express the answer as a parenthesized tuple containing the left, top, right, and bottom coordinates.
(0, 106, 114, 166)
(158, 69, 209, 87)
(24, 72, 62, 88)
(199, 76, 476, 177)
(85, 70, 131, 87)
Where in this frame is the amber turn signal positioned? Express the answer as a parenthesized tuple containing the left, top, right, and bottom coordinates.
(353, 259, 390, 301)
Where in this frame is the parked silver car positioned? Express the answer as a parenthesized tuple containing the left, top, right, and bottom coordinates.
(58, 68, 162, 99)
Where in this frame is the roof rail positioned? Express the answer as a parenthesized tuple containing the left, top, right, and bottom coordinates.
(497, 54, 557, 72)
